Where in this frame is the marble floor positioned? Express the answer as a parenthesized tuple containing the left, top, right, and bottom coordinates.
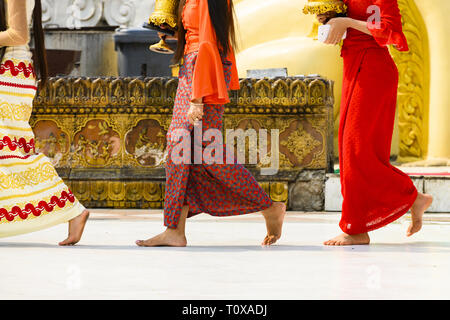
(1, 210, 449, 300)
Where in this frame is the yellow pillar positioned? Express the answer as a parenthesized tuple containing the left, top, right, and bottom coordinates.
(412, 0, 450, 164)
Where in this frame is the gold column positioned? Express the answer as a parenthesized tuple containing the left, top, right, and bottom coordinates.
(408, 0, 450, 165)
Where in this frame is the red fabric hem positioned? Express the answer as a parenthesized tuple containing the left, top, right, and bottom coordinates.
(0, 60, 36, 78)
(340, 188, 418, 235)
(0, 190, 76, 222)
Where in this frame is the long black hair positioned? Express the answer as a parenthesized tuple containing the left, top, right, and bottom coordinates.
(0, 0, 48, 85)
(174, 0, 237, 63)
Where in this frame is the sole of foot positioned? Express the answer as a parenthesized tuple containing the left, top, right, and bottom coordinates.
(324, 232, 370, 246)
(136, 230, 187, 247)
(407, 193, 433, 237)
(262, 202, 286, 246)
(59, 210, 90, 246)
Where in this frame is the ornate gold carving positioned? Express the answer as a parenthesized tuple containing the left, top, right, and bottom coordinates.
(32, 76, 333, 208)
(278, 118, 325, 169)
(67, 180, 165, 208)
(126, 182, 143, 201)
(33, 119, 70, 167)
(108, 182, 126, 201)
(71, 119, 121, 167)
(223, 115, 328, 170)
(70, 181, 90, 201)
(125, 119, 167, 167)
(393, 0, 429, 161)
(281, 125, 321, 164)
(90, 181, 108, 201)
(303, 0, 347, 15)
(143, 182, 163, 202)
(269, 182, 288, 203)
(34, 76, 333, 112)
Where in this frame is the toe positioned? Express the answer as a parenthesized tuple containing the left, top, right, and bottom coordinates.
(267, 236, 276, 246)
(261, 237, 267, 246)
(59, 238, 74, 246)
(136, 240, 146, 247)
(262, 236, 275, 246)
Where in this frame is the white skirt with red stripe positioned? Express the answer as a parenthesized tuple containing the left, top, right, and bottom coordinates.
(0, 57, 85, 239)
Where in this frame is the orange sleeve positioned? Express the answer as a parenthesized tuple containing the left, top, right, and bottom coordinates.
(368, 0, 409, 52)
(191, 0, 240, 105)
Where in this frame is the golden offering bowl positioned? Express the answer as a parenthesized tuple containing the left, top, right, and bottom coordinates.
(303, 0, 347, 15)
(143, 0, 180, 54)
(303, 0, 347, 39)
(150, 38, 174, 54)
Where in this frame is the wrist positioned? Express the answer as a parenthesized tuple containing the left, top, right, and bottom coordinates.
(191, 98, 203, 104)
(190, 101, 204, 109)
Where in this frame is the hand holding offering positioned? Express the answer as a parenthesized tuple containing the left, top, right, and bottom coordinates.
(303, 0, 347, 44)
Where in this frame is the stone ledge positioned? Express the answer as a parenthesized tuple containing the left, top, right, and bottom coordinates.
(325, 173, 450, 213)
(33, 76, 334, 111)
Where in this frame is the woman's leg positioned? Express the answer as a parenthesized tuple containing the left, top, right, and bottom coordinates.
(59, 210, 90, 246)
(323, 192, 433, 245)
(185, 149, 285, 246)
(136, 206, 188, 247)
(261, 202, 286, 246)
(323, 232, 370, 246)
(407, 193, 433, 237)
(325, 50, 431, 246)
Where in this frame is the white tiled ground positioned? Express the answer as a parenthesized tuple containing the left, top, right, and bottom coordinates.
(1, 210, 449, 300)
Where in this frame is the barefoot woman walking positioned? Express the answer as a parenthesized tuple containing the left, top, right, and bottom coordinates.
(0, 0, 88, 245)
(318, 0, 432, 246)
(136, 0, 285, 247)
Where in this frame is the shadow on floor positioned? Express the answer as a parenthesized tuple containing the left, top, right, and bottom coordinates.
(0, 241, 449, 253)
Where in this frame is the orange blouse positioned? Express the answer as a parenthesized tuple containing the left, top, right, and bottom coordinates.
(182, 0, 240, 104)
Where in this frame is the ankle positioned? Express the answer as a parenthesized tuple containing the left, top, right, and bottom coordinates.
(261, 208, 272, 218)
(166, 227, 185, 237)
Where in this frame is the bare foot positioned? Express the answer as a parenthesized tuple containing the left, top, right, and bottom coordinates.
(136, 228, 187, 247)
(324, 233, 370, 246)
(407, 193, 433, 237)
(59, 210, 90, 246)
(261, 202, 286, 246)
